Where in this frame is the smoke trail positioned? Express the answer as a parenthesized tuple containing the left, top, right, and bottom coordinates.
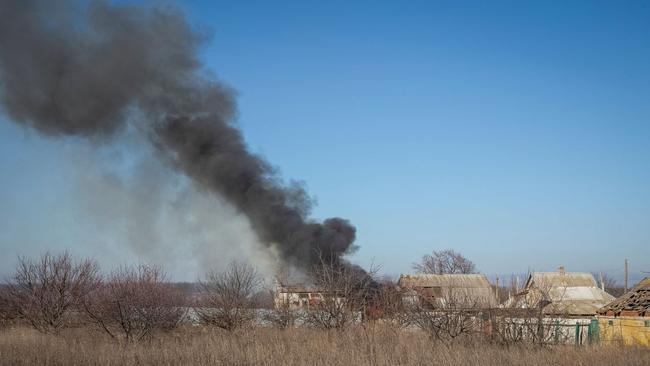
(65, 132, 279, 280)
(0, 0, 356, 270)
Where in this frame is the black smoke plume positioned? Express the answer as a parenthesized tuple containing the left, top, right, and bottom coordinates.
(0, 0, 356, 270)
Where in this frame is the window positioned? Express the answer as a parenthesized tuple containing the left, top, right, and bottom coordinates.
(645, 320, 650, 327)
(608, 320, 614, 325)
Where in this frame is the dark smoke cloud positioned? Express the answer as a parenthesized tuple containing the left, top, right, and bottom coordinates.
(0, 0, 356, 270)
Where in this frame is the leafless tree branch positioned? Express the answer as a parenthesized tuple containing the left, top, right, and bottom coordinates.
(83, 264, 185, 342)
(4, 251, 100, 334)
(412, 249, 476, 274)
(196, 261, 262, 331)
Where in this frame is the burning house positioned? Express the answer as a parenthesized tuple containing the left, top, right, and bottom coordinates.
(274, 281, 345, 310)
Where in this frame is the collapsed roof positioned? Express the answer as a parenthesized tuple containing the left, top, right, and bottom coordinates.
(598, 277, 650, 317)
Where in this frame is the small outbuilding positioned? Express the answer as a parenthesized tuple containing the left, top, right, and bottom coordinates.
(597, 277, 650, 347)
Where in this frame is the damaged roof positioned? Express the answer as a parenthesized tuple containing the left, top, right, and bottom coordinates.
(275, 282, 319, 293)
(598, 277, 650, 317)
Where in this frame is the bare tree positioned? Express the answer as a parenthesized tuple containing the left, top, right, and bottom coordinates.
(263, 270, 305, 328)
(489, 277, 574, 346)
(4, 252, 100, 334)
(412, 249, 476, 274)
(303, 260, 378, 329)
(592, 272, 624, 297)
(407, 291, 483, 344)
(362, 278, 410, 327)
(196, 261, 262, 331)
(83, 264, 185, 342)
(263, 291, 302, 328)
(0, 285, 16, 327)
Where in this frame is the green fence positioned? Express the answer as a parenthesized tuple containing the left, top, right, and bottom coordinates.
(574, 319, 600, 346)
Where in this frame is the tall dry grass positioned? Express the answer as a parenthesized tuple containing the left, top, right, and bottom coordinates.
(1, 325, 648, 366)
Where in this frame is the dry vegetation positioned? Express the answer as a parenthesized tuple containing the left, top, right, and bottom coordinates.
(1, 325, 649, 366)
(1, 252, 648, 365)
(196, 262, 262, 331)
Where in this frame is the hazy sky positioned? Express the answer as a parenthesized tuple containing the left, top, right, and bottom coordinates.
(1, 0, 649, 283)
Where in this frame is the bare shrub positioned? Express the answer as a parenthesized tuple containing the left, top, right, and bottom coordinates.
(263, 292, 302, 328)
(196, 261, 262, 331)
(490, 278, 575, 345)
(303, 260, 377, 329)
(0, 285, 17, 327)
(413, 249, 476, 274)
(4, 252, 100, 334)
(487, 308, 578, 346)
(408, 291, 484, 343)
(367, 280, 409, 325)
(83, 264, 185, 342)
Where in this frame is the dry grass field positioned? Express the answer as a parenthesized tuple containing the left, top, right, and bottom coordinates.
(1, 325, 648, 366)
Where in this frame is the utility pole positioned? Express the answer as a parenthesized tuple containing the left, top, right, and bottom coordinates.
(495, 276, 500, 301)
(625, 258, 627, 292)
(599, 272, 604, 291)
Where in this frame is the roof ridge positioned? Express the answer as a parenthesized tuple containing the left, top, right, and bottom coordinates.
(534, 271, 592, 275)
